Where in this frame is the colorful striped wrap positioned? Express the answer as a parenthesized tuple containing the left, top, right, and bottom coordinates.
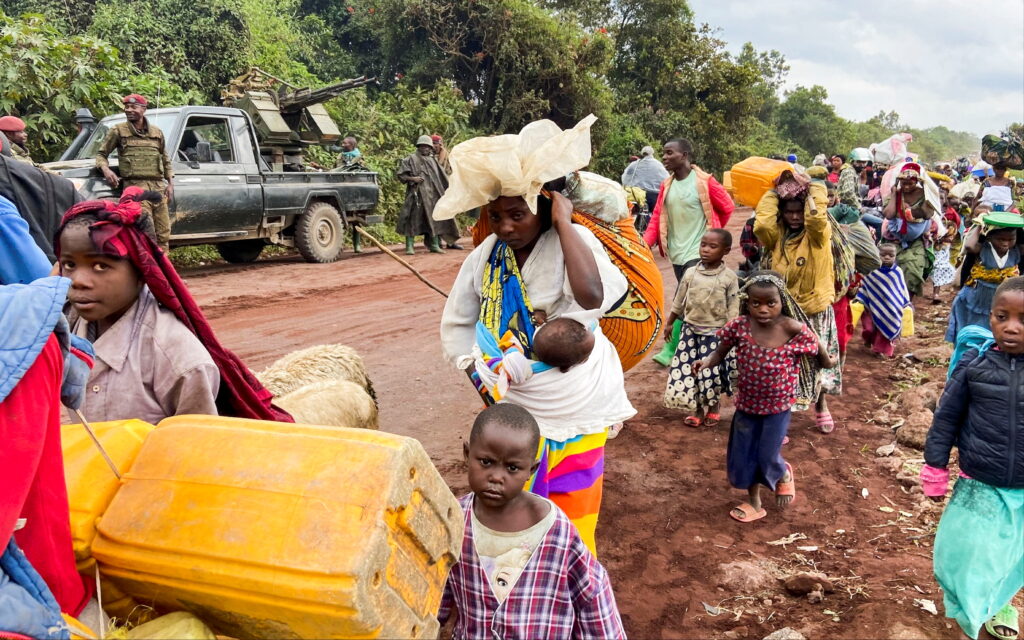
(529, 429, 608, 556)
(470, 205, 664, 371)
(855, 265, 911, 341)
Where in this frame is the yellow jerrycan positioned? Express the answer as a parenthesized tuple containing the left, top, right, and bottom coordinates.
(730, 156, 795, 208)
(91, 415, 464, 639)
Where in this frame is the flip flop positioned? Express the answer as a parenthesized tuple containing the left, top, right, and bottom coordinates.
(776, 462, 797, 504)
(782, 436, 790, 445)
(985, 604, 1020, 640)
(703, 412, 721, 427)
(729, 503, 767, 523)
(816, 411, 835, 434)
(683, 416, 701, 428)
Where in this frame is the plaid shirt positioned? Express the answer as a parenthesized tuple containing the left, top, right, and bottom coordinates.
(438, 494, 626, 640)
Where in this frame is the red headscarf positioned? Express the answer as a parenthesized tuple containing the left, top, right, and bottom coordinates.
(56, 188, 293, 422)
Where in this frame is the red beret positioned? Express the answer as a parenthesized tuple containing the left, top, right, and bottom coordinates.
(431, 134, 442, 142)
(0, 116, 26, 132)
(122, 94, 149, 107)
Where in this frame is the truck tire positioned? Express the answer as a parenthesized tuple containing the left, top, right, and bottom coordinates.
(216, 239, 265, 263)
(295, 201, 345, 263)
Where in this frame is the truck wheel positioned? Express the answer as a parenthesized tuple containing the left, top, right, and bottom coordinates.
(295, 202, 345, 263)
(216, 239, 265, 263)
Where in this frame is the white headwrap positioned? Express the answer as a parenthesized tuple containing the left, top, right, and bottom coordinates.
(432, 114, 598, 220)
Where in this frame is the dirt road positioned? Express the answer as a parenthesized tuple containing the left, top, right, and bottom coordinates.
(183, 216, 972, 639)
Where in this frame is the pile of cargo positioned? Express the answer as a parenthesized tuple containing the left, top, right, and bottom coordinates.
(62, 416, 464, 639)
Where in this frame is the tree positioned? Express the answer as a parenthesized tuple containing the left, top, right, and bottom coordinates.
(0, 12, 196, 161)
(776, 85, 850, 157)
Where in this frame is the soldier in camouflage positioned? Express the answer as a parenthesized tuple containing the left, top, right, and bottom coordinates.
(0, 116, 37, 165)
(95, 94, 175, 251)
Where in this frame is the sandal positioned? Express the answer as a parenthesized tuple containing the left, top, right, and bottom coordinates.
(703, 412, 721, 427)
(607, 422, 624, 440)
(816, 411, 835, 434)
(782, 436, 790, 445)
(729, 503, 767, 523)
(683, 416, 701, 428)
(985, 604, 1020, 640)
(776, 462, 797, 504)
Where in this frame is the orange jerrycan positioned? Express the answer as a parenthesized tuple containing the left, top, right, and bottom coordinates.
(730, 157, 794, 208)
(91, 415, 464, 639)
(62, 419, 154, 572)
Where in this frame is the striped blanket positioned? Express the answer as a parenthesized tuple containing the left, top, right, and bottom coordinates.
(856, 265, 911, 340)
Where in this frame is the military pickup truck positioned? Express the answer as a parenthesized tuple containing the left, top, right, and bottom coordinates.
(43, 70, 381, 264)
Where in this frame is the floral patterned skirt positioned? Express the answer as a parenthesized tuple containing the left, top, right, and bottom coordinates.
(664, 323, 735, 412)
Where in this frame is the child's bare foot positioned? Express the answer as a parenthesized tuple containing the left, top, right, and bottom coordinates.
(776, 463, 796, 508)
(730, 486, 766, 523)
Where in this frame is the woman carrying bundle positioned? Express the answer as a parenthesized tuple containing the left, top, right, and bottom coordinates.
(437, 116, 635, 555)
(754, 170, 843, 433)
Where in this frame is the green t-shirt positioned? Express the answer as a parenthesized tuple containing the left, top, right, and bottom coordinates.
(664, 171, 706, 265)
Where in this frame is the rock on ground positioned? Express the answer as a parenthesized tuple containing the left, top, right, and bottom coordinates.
(763, 628, 807, 640)
(783, 571, 835, 595)
(896, 410, 934, 449)
(715, 560, 775, 593)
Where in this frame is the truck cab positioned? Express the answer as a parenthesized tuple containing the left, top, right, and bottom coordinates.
(44, 106, 380, 263)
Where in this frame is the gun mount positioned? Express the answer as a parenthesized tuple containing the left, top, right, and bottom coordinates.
(221, 67, 378, 170)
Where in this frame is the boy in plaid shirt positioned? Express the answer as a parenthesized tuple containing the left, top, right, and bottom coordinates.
(439, 404, 625, 639)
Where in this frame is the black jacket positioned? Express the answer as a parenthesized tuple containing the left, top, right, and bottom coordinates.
(925, 348, 1024, 488)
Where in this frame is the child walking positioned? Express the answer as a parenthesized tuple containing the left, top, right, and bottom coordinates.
(856, 244, 911, 358)
(663, 229, 740, 427)
(439, 403, 625, 640)
(923, 276, 1024, 640)
(946, 216, 1022, 343)
(694, 271, 835, 523)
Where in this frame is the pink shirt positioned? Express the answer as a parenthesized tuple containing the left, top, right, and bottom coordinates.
(717, 316, 819, 415)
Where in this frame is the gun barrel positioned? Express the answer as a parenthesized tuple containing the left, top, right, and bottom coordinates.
(279, 77, 379, 112)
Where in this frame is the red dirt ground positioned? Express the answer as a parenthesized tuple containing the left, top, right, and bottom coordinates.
(181, 211, 998, 639)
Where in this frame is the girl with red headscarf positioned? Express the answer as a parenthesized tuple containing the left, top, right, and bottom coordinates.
(55, 188, 291, 424)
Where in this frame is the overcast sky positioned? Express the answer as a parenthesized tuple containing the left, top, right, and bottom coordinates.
(687, 0, 1024, 137)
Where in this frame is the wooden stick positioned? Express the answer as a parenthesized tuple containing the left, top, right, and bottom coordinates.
(74, 408, 122, 480)
(353, 226, 449, 298)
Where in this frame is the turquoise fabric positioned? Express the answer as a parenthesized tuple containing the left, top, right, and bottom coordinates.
(948, 326, 995, 378)
(934, 478, 1024, 639)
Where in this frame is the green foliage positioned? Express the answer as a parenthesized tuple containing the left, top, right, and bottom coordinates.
(88, 0, 249, 99)
(0, 12, 196, 160)
(323, 81, 475, 223)
(777, 85, 851, 157)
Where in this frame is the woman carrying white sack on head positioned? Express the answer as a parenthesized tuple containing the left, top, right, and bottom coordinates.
(437, 115, 635, 556)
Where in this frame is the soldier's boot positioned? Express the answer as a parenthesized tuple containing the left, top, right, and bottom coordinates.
(352, 228, 363, 254)
(652, 319, 682, 367)
(428, 235, 446, 254)
(405, 237, 416, 255)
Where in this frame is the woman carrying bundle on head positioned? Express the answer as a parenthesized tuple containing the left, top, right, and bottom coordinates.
(437, 116, 636, 556)
(55, 188, 292, 425)
(754, 169, 844, 434)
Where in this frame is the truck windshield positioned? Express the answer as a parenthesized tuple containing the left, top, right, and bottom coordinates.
(73, 113, 179, 160)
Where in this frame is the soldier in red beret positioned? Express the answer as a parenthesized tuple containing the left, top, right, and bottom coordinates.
(0, 115, 35, 165)
(95, 94, 175, 251)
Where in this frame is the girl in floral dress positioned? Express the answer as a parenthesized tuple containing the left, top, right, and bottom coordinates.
(694, 272, 835, 523)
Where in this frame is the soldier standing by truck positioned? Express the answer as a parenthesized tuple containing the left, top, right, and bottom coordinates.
(396, 135, 461, 255)
(95, 94, 175, 251)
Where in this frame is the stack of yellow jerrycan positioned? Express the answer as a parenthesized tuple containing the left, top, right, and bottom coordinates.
(729, 156, 795, 208)
(62, 419, 155, 620)
(89, 415, 464, 639)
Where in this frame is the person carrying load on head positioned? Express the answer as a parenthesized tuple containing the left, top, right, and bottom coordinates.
(621, 145, 669, 215)
(437, 115, 636, 556)
(95, 94, 175, 252)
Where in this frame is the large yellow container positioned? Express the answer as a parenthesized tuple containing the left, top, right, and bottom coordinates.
(62, 419, 155, 570)
(91, 415, 464, 639)
(730, 156, 794, 208)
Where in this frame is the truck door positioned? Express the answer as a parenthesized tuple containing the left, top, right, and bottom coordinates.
(170, 114, 262, 238)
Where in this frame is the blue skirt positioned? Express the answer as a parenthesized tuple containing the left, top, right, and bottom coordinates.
(946, 282, 998, 343)
(726, 409, 791, 491)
